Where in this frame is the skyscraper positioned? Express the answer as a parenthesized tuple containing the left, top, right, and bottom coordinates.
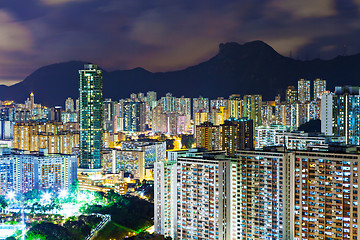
(243, 94, 262, 126)
(292, 150, 360, 239)
(175, 96, 191, 116)
(195, 121, 220, 150)
(30, 92, 35, 110)
(176, 151, 230, 240)
(79, 64, 103, 170)
(193, 96, 209, 117)
(228, 94, 242, 119)
(297, 78, 311, 103)
(285, 86, 297, 104)
(232, 150, 291, 239)
(313, 78, 326, 100)
(146, 91, 157, 108)
(160, 93, 175, 113)
(220, 118, 253, 157)
(123, 99, 145, 132)
(331, 86, 360, 144)
(65, 97, 75, 112)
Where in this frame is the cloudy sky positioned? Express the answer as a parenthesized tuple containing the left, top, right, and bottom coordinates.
(0, 0, 360, 85)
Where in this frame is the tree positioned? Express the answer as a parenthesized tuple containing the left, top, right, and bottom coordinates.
(106, 190, 121, 204)
(26, 222, 72, 240)
(25, 189, 40, 200)
(166, 139, 174, 150)
(5, 237, 16, 240)
(181, 135, 195, 149)
(0, 195, 8, 211)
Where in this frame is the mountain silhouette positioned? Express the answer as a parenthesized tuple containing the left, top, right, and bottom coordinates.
(1, 40, 360, 107)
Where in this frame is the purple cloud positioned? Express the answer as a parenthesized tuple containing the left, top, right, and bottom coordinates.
(0, 0, 359, 85)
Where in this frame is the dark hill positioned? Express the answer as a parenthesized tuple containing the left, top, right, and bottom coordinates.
(1, 40, 360, 106)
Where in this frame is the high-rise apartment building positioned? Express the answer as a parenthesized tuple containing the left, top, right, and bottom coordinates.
(175, 96, 191, 116)
(228, 94, 242, 119)
(320, 91, 334, 135)
(291, 150, 360, 239)
(123, 99, 145, 132)
(193, 96, 209, 117)
(146, 91, 157, 108)
(65, 97, 75, 112)
(154, 158, 177, 239)
(79, 64, 103, 170)
(0, 148, 77, 195)
(195, 121, 220, 150)
(103, 98, 115, 133)
(220, 118, 253, 156)
(161, 93, 175, 113)
(332, 86, 360, 144)
(255, 125, 289, 149)
(298, 78, 311, 103)
(231, 149, 292, 239)
(13, 122, 79, 155)
(243, 94, 262, 126)
(313, 78, 326, 100)
(210, 97, 228, 110)
(176, 151, 231, 240)
(286, 86, 297, 104)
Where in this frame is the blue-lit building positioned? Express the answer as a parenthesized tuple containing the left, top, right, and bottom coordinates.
(122, 100, 145, 132)
(79, 64, 103, 170)
(0, 148, 77, 195)
(332, 86, 360, 145)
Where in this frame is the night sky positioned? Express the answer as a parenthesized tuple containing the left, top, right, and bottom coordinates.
(0, 0, 360, 85)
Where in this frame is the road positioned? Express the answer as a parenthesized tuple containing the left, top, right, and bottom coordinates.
(85, 214, 111, 240)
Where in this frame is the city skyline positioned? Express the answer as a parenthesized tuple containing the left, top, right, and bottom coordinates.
(1, 1, 360, 239)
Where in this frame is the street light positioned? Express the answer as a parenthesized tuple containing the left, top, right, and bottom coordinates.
(6, 191, 15, 202)
(59, 189, 67, 199)
(41, 192, 52, 204)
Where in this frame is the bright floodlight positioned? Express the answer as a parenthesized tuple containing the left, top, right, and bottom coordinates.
(41, 192, 52, 204)
(59, 189, 67, 198)
(6, 191, 15, 201)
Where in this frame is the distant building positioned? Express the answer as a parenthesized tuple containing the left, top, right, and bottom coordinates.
(49, 106, 62, 122)
(103, 98, 115, 133)
(313, 78, 326, 100)
(160, 93, 175, 113)
(298, 78, 311, 103)
(320, 91, 333, 135)
(228, 94, 242, 119)
(286, 86, 297, 104)
(122, 99, 145, 132)
(243, 94, 262, 126)
(175, 96, 191, 116)
(255, 125, 288, 149)
(193, 96, 209, 117)
(65, 97, 75, 112)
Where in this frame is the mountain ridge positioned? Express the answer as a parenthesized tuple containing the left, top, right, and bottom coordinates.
(1, 40, 360, 107)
